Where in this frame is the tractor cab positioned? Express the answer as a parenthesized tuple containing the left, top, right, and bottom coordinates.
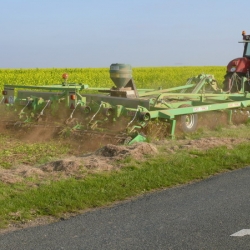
(241, 31, 250, 59)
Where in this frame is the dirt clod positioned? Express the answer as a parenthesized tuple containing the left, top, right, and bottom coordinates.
(0, 142, 158, 184)
(1, 134, 248, 186)
(41, 158, 82, 173)
(96, 143, 158, 160)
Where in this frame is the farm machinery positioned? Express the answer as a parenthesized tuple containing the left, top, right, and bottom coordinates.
(1, 62, 250, 145)
(223, 31, 250, 92)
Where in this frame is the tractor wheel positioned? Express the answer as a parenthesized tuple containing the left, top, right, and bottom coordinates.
(178, 104, 198, 133)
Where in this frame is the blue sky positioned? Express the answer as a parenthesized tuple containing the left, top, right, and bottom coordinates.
(1, 0, 249, 68)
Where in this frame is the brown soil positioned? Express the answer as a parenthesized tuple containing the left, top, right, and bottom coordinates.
(0, 108, 249, 185)
(0, 142, 159, 184)
(155, 136, 250, 154)
(0, 134, 248, 185)
(0, 109, 250, 234)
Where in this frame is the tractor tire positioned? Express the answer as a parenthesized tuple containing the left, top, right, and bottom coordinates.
(178, 104, 198, 133)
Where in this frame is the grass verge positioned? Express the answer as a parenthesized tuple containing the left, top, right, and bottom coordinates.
(1, 140, 250, 229)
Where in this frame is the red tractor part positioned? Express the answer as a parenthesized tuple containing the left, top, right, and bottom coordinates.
(223, 31, 250, 92)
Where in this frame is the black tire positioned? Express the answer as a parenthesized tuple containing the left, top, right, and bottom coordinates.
(178, 104, 198, 133)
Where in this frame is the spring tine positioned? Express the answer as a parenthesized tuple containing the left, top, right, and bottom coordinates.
(40, 100, 51, 116)
(69, 102, 80, 119)
(19, 99, 31, 115)
(88, 101, 103, 125)
(127, 106, 139, 128)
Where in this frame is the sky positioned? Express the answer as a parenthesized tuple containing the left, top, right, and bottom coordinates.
(0, 0, 249, 68)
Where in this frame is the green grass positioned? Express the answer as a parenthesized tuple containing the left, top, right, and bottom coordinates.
(0, 135, 70, 169)
(1, 137, 250, 229)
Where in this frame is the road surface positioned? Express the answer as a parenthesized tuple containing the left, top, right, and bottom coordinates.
(1, 167, 250, 249)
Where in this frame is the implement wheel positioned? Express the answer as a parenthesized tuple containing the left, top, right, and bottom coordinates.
(178, 104, 198, 133)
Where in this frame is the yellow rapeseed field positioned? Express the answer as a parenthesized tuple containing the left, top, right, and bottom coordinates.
(0, 66, 226, 90)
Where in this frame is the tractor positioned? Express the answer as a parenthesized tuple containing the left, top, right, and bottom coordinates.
(223, 31, 250, 92)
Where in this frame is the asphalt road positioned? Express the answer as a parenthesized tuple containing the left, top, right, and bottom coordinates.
(1, 167, 250, 250)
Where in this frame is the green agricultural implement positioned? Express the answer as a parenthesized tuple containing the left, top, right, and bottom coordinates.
(1, 63, 250, 144)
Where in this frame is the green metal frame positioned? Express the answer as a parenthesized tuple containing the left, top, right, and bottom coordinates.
(2, 74, 250, 142)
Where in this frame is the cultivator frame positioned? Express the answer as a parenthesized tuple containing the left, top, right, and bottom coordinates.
(1, 64, 250, 144)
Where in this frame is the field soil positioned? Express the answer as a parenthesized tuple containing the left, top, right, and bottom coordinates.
(0, 127, 249, 185)
(0, 111, 250, 234)
(0, 108, 249, 185)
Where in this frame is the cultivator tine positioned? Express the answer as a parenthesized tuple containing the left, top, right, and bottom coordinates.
(40, 100, 51, 116)
(88, 101, 103, 127)
(36, 100, 51, 121)
(126, 106, 139, 128)
(19, 99, 31, 116)
(0, 97, 3, 104)
(65, 102, 81, 124)
(69, 102, 81, 119)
